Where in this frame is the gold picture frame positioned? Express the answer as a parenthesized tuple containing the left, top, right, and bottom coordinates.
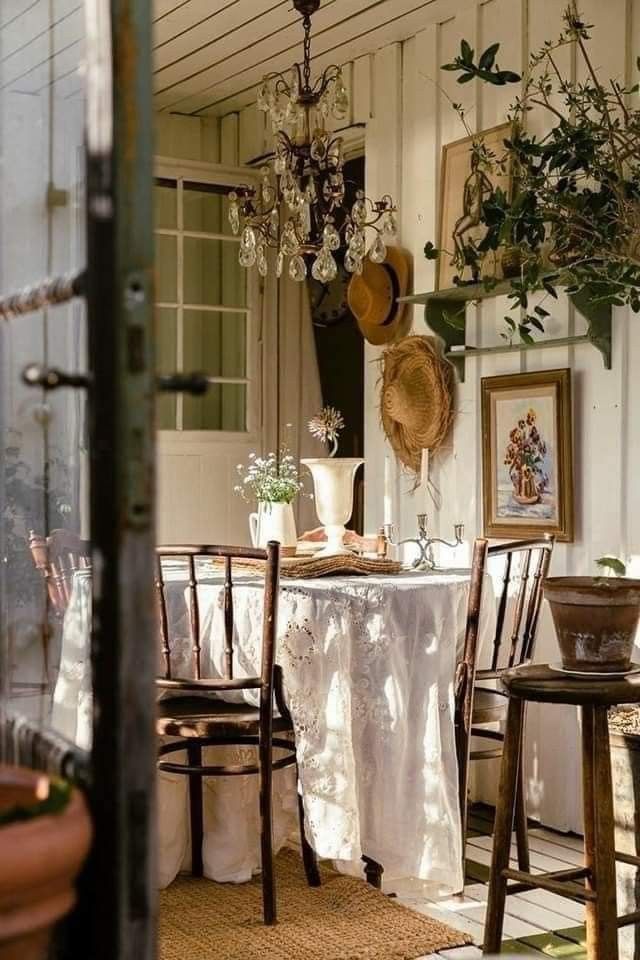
(436, 122, 512, 291)
(481, 369, 574, 542)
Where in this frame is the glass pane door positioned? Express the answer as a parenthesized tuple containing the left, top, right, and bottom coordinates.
(154, 175, 251, 432)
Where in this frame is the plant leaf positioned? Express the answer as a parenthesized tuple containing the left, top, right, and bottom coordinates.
(460, 39, 473, 64)
(595, 556, 627, 577)
(443, 309, 467, 331)
(479, 42, 500, 70)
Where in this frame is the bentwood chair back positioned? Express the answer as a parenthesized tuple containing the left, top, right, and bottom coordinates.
(29, 528, 91, 618)
(457, 535, 555, 877)
(154, 542, 320, 925)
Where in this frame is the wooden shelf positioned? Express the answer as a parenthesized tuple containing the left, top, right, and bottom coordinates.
(398, 280, 612, 381)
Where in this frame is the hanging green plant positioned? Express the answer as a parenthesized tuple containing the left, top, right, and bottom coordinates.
(425, 3, 640, 342)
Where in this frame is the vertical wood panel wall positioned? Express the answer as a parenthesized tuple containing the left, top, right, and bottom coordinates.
(368, 0, 638, 830)
(164, 0, 640, 832)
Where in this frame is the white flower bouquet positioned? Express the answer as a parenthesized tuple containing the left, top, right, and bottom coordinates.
(234, 446, 304, 504)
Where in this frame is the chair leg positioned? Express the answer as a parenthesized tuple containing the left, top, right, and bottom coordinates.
(297, 780, 321, 887)
(514, 753, 530, 872)
(455, 717, 471, 886)
(187, 743, 203, 878)
(362, 856, 384, 889)
(259, 734, 276, 925)
(582, 706, 619, 960)
(483, 697, 525, 955)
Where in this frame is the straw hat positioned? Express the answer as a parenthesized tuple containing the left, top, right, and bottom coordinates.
(380, 335, 454, 473)
(347, 246, 411, 345)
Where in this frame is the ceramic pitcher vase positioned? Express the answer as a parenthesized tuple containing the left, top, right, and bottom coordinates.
(301, 458, 364, 556)
(249, 501, 297, 556)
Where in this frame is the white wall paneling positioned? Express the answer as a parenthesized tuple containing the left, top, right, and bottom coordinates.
(181, 0, 640, 830)
(216, 0, 640, 832)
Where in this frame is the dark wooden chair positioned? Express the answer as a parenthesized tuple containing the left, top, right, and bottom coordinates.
(484, 665, 640, 958)
(154, 541, 320, 925)
(29, 528, 91, 618)
(456, 535, 555, 876)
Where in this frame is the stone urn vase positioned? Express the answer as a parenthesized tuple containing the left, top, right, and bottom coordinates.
(0, 766, 92, 960)
(301, 458, 364, 556)
(543, 577, 640, 673)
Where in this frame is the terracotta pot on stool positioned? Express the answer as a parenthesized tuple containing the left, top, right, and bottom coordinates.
(543, 577, 640, 673)
(0, 766, 92, 960)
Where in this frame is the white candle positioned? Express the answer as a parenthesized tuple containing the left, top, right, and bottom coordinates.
(384, 455, 392, 526)
(420, 448, 429, 511)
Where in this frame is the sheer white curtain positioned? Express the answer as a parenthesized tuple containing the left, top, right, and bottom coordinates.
(273, 275, 325, 534)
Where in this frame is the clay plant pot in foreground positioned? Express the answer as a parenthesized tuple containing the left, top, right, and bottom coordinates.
(0, 765, 92, 960)
(543, 576, 640, 673)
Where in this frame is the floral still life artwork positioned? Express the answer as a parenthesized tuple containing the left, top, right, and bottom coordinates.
(481, 369, 573, 541)
(499, 403, 553, 519)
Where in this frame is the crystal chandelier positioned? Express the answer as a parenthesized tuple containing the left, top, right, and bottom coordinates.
(227, 0, 397, 284)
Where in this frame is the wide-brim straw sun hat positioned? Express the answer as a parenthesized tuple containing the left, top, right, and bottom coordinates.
(380, 335, 454, 473)
(347, 246, 411, 345)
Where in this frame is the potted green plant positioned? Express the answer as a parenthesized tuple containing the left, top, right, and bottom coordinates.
(425, 3, 640, 343)
(543, 557, 640, 674)
(0, 765, 92, 960)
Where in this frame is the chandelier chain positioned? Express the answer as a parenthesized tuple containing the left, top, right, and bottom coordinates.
(302, 14, 312, 92)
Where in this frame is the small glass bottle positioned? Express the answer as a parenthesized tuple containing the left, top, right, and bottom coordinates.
(376, 527, 388, 559)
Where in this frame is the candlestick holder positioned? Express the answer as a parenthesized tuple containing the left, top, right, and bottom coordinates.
(392, 514, 464, 570)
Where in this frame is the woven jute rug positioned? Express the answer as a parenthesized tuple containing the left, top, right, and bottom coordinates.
(159, 849, 470, 960)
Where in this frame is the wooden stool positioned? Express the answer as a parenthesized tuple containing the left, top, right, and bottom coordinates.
(484, 664, 640, 959)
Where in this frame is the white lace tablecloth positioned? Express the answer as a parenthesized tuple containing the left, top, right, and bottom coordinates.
(52, 565, 495, 896)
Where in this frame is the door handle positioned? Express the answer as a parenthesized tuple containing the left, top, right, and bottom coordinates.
(22, 363, 91, 390)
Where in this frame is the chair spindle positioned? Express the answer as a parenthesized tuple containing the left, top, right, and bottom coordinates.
(188, 555, 201, 679)
(224, 556, 234, 679)
(507, 550, 532, 668)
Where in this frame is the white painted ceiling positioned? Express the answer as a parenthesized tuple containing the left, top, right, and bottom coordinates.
(1, 0, 442, 116)
(153, 0, 440, 117)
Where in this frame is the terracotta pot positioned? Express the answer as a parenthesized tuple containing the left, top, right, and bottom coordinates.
(543, 577, 640, 673)
(0, 766, 92, 960)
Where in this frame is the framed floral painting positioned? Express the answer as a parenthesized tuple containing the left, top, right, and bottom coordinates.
(481, 369, 574, 541)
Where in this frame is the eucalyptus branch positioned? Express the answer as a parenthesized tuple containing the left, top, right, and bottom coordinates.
(423, 4, 640, 341)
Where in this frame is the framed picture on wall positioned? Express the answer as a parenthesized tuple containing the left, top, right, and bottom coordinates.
(481, 369, 574, 541)
(437, 122, 512, 290)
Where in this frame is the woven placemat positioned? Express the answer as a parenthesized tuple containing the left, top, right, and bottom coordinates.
(214, 554, 403, 579)
(159, 849, 470, 960)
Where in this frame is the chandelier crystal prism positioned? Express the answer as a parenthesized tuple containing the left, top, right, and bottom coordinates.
(227, 0, 397, 283)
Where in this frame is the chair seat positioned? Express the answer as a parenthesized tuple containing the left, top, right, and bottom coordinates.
(472, 686, 508, 725)
(502, 663, 640, 706)
(157, 696, 293, 739)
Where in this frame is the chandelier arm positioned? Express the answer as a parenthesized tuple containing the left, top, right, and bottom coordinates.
(312, 64, 342, 97)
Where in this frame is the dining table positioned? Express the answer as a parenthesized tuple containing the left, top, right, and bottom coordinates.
(51, 560, 496, 897)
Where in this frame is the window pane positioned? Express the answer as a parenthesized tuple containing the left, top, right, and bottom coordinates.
(154, 179, 177, 229)
(155, 308, 177, 429)
(183, 236, 246, 309)
(183, 182, 223, 233)
(183, 310, 246, 379)
(156, 235, 178, 303)
(183, 384, 247, 432)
